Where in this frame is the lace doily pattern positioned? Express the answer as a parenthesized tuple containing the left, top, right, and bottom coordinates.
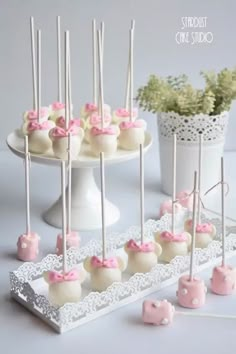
(10, 215, 236, 333)
(157, 111, 229, 143)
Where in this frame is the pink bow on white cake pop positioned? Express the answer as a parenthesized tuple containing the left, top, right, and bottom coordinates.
(51, 102, 65, 110)
(90, 256, 119, 268)
(47, 269, 80, 284)
(119, 120, 144, 130)
(56, 116, 82, 129)
(186, 220, 213, 233)
(126, 239, 155, 252)
(91, 126, 117, 136)
(160, 231, 188, 243)
(89, 112, 111, 127)
(115, 107, 138, 118)
(50, 125, 80, 137)
(28, 121, 52, 131)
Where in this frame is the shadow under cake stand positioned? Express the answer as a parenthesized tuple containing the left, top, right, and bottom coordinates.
(7, 130, 152, 230)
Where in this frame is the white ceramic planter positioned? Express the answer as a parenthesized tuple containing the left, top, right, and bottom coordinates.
(157, 111, 229, 195)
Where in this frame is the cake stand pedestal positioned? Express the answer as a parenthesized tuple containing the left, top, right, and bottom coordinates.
(7, 130, 152, 230)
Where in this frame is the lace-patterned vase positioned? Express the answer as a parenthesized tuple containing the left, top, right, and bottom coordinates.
(157, 111, 229, 195)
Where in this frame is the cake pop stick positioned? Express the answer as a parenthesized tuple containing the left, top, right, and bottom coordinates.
(65, 30, 69, 130)
(30, 17, 37, 110)
(57, 16, 62, 103)
(125, 20, 135, 111)
(61, 161, 67, 273)
(189, 171, 197, 281)
(172, 133, 177, 234)
(17, 136, 40, 261)
(211, 157, 236, 295)
(140, 143, 144, 245)
(197, 134, 203, 224)
(92, 19, 97, 105)
(100, 152, 106, 259)
(37, 29, 41, 123)
(129, 25, 134, 123)
(142, 299, 236, 326)
(98, 30, 104, 128)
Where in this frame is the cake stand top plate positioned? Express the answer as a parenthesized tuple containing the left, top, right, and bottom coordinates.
(7, 130, 152, 168)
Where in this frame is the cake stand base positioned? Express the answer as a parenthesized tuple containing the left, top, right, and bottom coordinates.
(43, 168, 120, 230)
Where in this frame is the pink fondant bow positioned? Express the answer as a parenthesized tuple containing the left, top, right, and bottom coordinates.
(90, 256, 119, 268)
(91, 126, 117, 136)
(187, 220, 212, 233)
(85, 103, 97, 113)
(52, 102, 65, 110)
(51, 125, 79, 137)
(56, 117, 81, 128)
(89, 113, 111, 126)
(119, 120, 143, 130)
(160, 231, 187, 242)
(27, 108, 48, 120)
(28, 121, 52, 131)
(126, 239, 155, 252)
(116, 108, 138, 118)
(48, 269, 79, 283)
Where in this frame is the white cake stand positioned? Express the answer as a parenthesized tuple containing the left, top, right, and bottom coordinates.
(7, 130, 152, 230)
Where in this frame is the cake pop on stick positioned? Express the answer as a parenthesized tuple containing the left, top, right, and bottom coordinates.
(211, 157, 236, 295)
(155, 134, 191, 262)
(17, 136, 40, 261)
(177, 171, 206, 309)
(125, 144, 162, 274)
(119, 22, 146, 151)
(56, 133, 80, 255)
(89, 30, 118, 157)
(184, 134, 216, 248)
(50, 31, 84, 160)
(142, 299, 236, 326)
(84, 152, 125, 291)
(44, 161, 85, 307)
(28, 29, 54, 153)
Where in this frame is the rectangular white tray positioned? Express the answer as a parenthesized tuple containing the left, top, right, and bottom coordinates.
(10, 212, 236, 333)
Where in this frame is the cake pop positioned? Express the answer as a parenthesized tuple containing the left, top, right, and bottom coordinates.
(17, 136, 40, 261)
(84, 152, 125, 292)
(125, 144, 162, 274)
(28, 29, 55, 154)
(119, 22, 146, 151)
(89, 30, 119, 157)
(44, 161, 85, 307)
(50, 31, 84, 160)
(211, 157, 236, 295)
(155, 134, 191, 262)
(177, 171, 206, 309)
(56, 134, 80, 255)
(184, 135, 216, 248)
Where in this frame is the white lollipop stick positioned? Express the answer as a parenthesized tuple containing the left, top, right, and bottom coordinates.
(140, 144, 144, 244)
(68, 33, 72, 121)
(171, 133, 177, 234)
(92, 19, 97, 105)
(125, 20, 135, 111)
(37, 30, 41, 123)
(189, 171, 198, 281)
(64, 31, 69, 129)
(61, 161, 67, 274)
(100, 21, 104, 63)
(129, 26, 134, 122)
(67, 133, 72, 234)
(97, 30, 104, 129)
(197, 134, 203, 224)
(221, 157, 226, 267)
(24, 136, 31, 234)
(57, 16, 62, 102)
(177, 310, 236, 320)
(100, 152, 106, 260)
(30, 17, 37, 110)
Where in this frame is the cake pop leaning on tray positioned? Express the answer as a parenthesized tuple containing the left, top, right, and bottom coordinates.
(184, 134, 216, 248)
(125, 144, 162, 274)
(50, 31, 84, 160)
(89, 29, 119, 157)
(119, 21, 147, 151)
(177, 171, 207, 309)
(27, 29, 55, 154)
(21, 17, 50, 135)
(155, 134, 191, 262)
(211, 157, 236, 295)
(56, 133, 80, 255)
(44, 161, 85, 307)
(84, 152, 126, 291)
(17, 136, 40, 261)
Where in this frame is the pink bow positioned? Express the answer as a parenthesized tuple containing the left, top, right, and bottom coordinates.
(90, 256, 119, 268)
(187, 220, 212, 233)
(48, 269, 79, 283)
(51, 125, 79, 137)
(28, 121, 52, 131)
(85, 103, 97, 113)
(52, 102, 65, 110)
(115, 108, 138, 118)
(126, 239, 155, 252)
(160, 231, 188, 242)
(119, 120, 143, 130)
(56, 117, 81, 128)
(91, 126, 117, 136)
(89, 113, 111, 126)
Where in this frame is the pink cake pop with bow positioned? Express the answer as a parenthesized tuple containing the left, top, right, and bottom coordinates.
(184, 135, 216, 248)
(17, 136, 40, 261)
(211, 157, 236, 295)
(84, 152, 125, 291)
(125, 144, 162, 274)
(155, 134, 191, 262)
(44, 161, 85, 307)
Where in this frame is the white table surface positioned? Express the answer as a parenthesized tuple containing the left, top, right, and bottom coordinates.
(1, 121, 236, 354)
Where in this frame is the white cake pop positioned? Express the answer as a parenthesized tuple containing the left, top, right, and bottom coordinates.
(44, 161, 85, 307)
(84, 152, 125, 291)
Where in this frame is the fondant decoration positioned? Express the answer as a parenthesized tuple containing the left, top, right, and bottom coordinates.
(177, 171, 206, 308)
(159, 199, 183, 218)
(113, 107, 138, 124)
(211, 157, 235, 295)
(84, 151, 125, 291)
(22, 107, 50, 134)
(184, 219, 216, 248)
(17, 135, 40, 261)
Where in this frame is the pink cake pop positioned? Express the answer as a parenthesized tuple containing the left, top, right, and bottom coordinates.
(211, 157, 236, 295)
(177, 171, 206, 309)
(17, 136, 40, 261)
(159, 199, 183, 218)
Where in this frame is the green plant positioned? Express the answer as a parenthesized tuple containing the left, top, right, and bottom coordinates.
(136, 68, 236, 116)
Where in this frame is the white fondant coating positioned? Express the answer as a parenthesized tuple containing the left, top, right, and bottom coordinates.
(155, 231, 191, 263)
